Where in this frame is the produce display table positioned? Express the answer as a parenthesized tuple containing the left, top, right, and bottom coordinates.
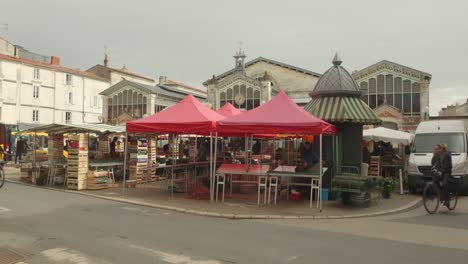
(89, 160, 124, 183)
(216, 163, 270, 203)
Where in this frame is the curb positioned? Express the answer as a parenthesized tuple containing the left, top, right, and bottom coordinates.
(5, 179, 422, 220)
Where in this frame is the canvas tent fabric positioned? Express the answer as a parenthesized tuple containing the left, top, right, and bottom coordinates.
(126, 94, 225, 134)
(21, 123, 126, 134)
(363, 126, 414, 145)
(216, 102, 242, 117)
(303, 96, 382, 125)
(217, 91, 336, 135)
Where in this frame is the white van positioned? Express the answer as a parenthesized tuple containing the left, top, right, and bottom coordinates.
(408, 119, 468, 193)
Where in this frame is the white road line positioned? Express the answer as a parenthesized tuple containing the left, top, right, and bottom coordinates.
(0, 206, 11, 213)
(121, 242, 220, 264)
(41, 248, 112, 264)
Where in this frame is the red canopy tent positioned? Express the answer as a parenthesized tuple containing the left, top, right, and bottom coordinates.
(217, 91, 336, 135)
(216, 91, 336, 211)
(125, 94, 225, 201)
(216, 102, 242, 117)
(127, 94, 225, 134)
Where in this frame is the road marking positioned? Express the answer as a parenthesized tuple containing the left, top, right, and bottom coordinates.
(123, 242, 220, 264)
(41, 248, 112, 264)
(0, 206, 11, 213)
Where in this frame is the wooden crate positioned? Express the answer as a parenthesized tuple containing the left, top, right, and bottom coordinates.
(67, 178, 87, 190)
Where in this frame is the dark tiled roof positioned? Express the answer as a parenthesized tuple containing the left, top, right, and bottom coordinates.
(100, 79, 206, 100)
(310, 54, 361, 97)
(0, 54, 109, 82)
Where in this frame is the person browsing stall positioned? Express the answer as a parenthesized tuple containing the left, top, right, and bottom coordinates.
(301, 141, 319, 169)
(110, 137, 118, 158)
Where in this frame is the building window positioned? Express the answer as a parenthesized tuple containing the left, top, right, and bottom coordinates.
(94, 96, 98, 107)
(33, 85, 40, 98)
(219, 85, 260, 110)
(65, 74, 73, 85)
(68, 92, 73, 104)
(32, 110, 39, 122)
(0, 107, 2, 121)
(107, 90, 148, 121)
(34, 68, 40, 79)
(65, 112, 71, 124)
(155, 104, 166, 113)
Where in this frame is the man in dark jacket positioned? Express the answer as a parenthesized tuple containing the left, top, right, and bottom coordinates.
(431, 144, 452, 205)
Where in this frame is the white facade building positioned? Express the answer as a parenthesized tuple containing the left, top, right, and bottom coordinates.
(0, 53, 109, 128)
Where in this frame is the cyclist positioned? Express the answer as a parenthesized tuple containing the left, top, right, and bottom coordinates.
(431, 144, 452, 206)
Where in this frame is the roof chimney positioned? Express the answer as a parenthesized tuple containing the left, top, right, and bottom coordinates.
(159, 75, 168, 85)
(104, 53, 109, 67)
(50, 56, 60, 65)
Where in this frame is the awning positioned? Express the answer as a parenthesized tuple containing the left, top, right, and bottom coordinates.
(363, 126, 414, 145)
(216, 102, 242, 117)
(21, 123, 126, 134)
(303, 96, 382, 125)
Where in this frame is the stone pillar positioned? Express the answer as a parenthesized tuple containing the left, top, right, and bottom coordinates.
(420, 79, 430, 120)
(147, 94, 156, 115)
(260, 81, 271, 104)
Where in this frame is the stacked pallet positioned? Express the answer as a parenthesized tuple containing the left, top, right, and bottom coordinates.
(97, 134, 109, 159)
(20, 164, 33, 183)
(48, 134, 66, 179)
(86, 169, 109, 190)
(128, 137, 148, 186)
(147, 136, 157, 181)
(48, 134, 64, 159)
(67, 134, 89, 190)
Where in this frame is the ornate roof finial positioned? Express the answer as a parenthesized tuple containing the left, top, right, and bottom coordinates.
(332, 53, 342, 66)
(233, 41, 247, 74)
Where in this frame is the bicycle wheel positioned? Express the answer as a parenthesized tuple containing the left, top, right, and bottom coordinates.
(423, 183, 440, 214)
(0, 167, 4, 188)
(447, 190, 458, 210)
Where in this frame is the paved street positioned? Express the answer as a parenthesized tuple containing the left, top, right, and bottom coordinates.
(1, 182, 468, 264)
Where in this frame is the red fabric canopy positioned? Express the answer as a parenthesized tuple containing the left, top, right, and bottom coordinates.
(216, 102, 242, 117)
(127, 94, 225, 134)
(217, 91, 336, 135)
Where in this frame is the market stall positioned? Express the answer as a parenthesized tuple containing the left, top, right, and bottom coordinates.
(217, 91, 337, 210)
(126, 94, 225, 199)
(21, 123, 126, 190)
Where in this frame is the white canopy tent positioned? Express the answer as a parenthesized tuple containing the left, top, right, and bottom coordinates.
(363, 127, 414, 145)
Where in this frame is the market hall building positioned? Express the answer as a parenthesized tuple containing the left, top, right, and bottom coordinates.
(205, 50, 431, 132)
(203, 49, 322, 110)
(352, 60, 432, 132)
(100, 76, 207, 125)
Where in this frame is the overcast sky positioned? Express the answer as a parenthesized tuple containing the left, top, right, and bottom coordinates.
(1, 0, 467, 115)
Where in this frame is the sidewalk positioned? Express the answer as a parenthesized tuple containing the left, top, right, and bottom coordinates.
(3, 167, 421, 219)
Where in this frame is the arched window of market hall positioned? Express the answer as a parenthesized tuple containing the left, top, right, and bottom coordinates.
(219, 85, 261, 110)
(107, 90, 148, 122)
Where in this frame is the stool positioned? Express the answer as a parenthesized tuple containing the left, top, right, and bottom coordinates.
(108, 167, 115, 183)
(258, 176, 268, 205)
(268, 176, 279, 205)
(310, 178, 320, 208)
(216, 174, 226, 202)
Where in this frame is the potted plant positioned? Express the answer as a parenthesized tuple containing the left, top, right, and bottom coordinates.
(378, 177, 396, 198)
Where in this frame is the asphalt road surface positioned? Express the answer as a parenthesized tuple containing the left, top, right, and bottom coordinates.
(1, 182, 468, 264)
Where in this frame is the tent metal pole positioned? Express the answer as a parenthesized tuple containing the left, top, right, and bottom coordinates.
(210, 132, 213, 202)
(213, 132, 218, 201)
(123, 132, 128, 193)
(319, 134, 323, 212)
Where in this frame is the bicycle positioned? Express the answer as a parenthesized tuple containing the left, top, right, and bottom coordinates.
(423, 170, 459, 214)
(0, 160, 5, 188)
